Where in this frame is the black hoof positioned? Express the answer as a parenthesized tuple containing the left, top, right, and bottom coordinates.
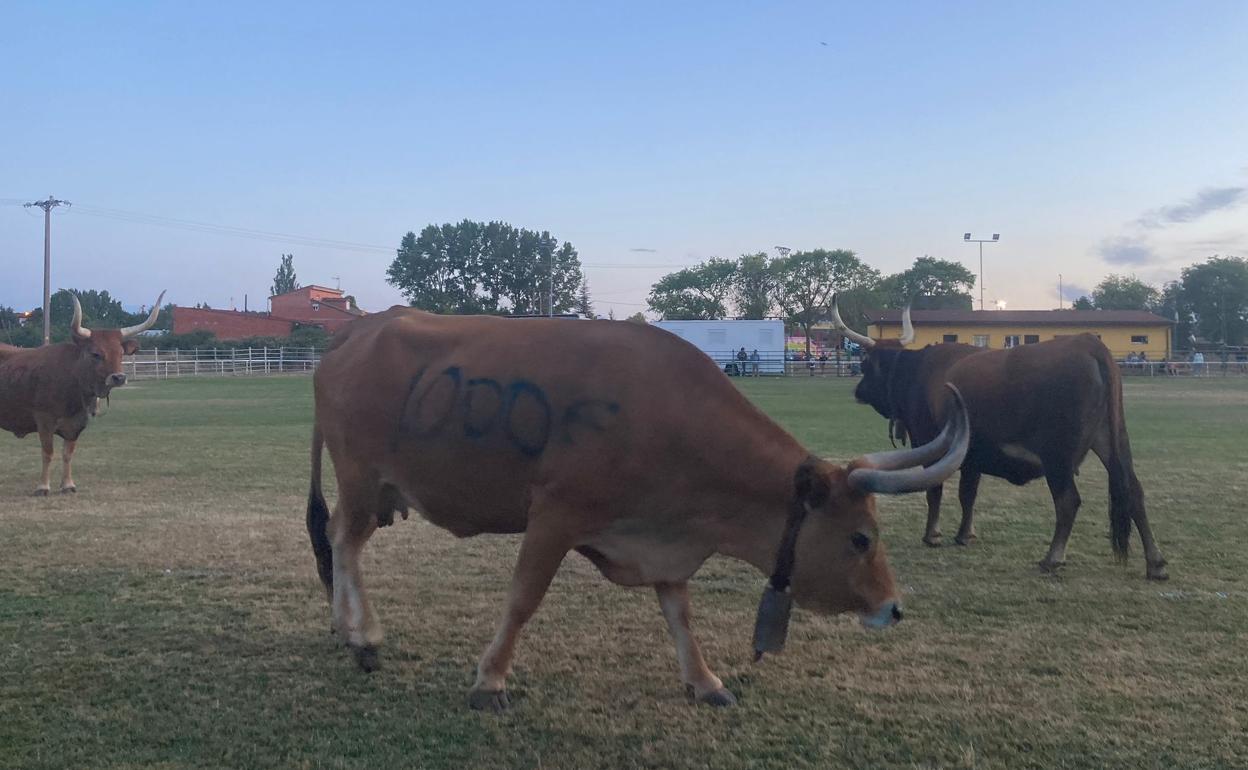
(922, 534, 942, 547)
(697, 687, 737, 707)
(468, 688, 510, 712)
(954, 534, 976, 546)
(60, 486, 77, 495)
(1147, 565, 1170, 581)
(33, 488, 49, 497)
(1038, 560, 1065, 574)
(350, 644, 381, 672)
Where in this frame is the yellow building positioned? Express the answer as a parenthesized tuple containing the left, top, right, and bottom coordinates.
(848, 309, 1173, 360)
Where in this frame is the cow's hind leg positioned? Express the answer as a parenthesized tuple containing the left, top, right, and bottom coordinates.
(655, 581, 735, 706)
(954, 469, 982, 545)
(470, 518, 571, 712)
(33, 423, 54, 496)
(922, 484, 943, 546)
(60, 439, 78, 493)
(1039, 465, 1081, 573)
(329, 481, 383, 672)
(1091, 433, 1168, 580)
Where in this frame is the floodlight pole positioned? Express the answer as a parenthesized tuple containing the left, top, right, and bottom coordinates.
(962, 233, 1000, 310)
(24, 196, 71, 345)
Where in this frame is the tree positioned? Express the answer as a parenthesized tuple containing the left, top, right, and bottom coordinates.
(1178, 256, 1248, 345)
(1071, 296, 1095, 310)
(878, 256, 975, 310)
(1090, 274, 1160, 311)
(386, 220, 584, 315)
(772, 249, 879, 357)
(271, 254, 299, 296)
(646, 258, 737, 320)
(626, 312, 647, 324)
(575, 279, 596, 319)
(733, 252, 780, 319)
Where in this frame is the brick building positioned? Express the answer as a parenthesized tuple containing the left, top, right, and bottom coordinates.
(172, 285, 366, 341)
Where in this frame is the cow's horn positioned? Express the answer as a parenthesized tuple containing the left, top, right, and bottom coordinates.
(70, 294, 91, 339)
(848, 384, 970, 494)
(899, 303, 915, 345)
(829, 294, 875, 348)
(119, 291, 166, 339)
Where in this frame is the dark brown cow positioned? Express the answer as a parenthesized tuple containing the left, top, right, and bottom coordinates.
(307, 307, 970, 709)
(830, 297, 1168, 580)
(0, 293, 163, 494)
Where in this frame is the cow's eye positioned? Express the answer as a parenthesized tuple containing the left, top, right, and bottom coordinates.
(851, 532, 871, 553)
(91, 351, 104, 361)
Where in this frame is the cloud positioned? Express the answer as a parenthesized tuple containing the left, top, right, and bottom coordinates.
(628, 247, 657, 253)
(1137, 186, 1246, 229)
(1098, 236, 1159, 265)
(1061, 283, 1092, 301)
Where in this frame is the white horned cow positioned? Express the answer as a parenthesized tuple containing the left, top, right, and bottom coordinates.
(0, 293, 163, 495)
(306, 307, 969, 709)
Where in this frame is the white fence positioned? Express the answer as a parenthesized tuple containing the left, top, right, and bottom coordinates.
(123, 348, 322, 380)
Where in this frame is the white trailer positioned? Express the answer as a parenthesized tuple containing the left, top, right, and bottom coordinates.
(652, 319, 786, 375)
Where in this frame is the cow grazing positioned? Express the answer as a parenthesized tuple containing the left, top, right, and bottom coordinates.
(307, 307, 970, 709)
(830, 297, 1168, 580)
(0, 293, 164, 495)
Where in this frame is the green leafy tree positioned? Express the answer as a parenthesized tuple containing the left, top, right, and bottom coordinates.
(387, 222, 497, 315)
(1178, 256, 1248, 345)
(772, 249, 879, 357)
(647, 258, 737, 320)
(733, 252, 780, 319)
(271, 254, 299, 296)
(878, 256, 976, 310)
(575, 279, 596, 319)
(1071, 296, 1095, 310)
(1090, 274, 1161, 311)
(626, 312, 647, 324)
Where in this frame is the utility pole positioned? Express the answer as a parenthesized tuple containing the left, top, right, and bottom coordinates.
(962, 232, 1000, 310)
(548, 251, 554, 317)
(24, 196, 71, 345)
(1058, 274, 1063, 309)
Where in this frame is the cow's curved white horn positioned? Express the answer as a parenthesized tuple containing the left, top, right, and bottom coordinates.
(848, 384, 970, 495)
(829, 294, 875, 348)
(70, 294, 92, 339)
(119, 291, 166, 339)
(899, 303, 915, 345)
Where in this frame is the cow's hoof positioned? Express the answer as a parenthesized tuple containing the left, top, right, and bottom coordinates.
(922, 533, 942, 547)
(1147, 564, 1170, 581)
(350, 644, 381, 673)
(32, 488, 50, 497)
(1038, 559, 1064, 574)
(467, 688, 510, 713)
(697, 687, 738, 707)
(60, 485, 77, 495)
(954, 533, 976, 546)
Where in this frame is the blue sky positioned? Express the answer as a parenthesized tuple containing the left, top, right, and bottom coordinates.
(2, 1, 1246, 317)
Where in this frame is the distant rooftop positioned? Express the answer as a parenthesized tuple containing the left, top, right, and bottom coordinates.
(863, 309, 1172, 327)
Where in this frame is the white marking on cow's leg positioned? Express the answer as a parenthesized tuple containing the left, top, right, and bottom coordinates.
(329, 502, 382, 670)
(60, 439, 77, 493)
(34, 427, 54, 496)
(655, 582, 734, 706)
(470, 519, 570, 711)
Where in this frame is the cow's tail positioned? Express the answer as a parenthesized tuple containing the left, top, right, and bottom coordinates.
(1095, 352, 1138, 561)
(307, 424, 334, 596)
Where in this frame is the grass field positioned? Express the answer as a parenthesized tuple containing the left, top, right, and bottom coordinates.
(2, 374, 1247, 769)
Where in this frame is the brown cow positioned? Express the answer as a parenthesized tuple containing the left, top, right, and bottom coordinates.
(0, 293, 163, 494)
(306, 307, 970, 709)
(830, 297, 1168, 580)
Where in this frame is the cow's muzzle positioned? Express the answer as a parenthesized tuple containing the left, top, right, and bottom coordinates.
(107, 373, 127, 388)
(860, 600, 903, 630)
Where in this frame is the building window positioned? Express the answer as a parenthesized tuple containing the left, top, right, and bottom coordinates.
(972, 335, 990, 348)
(1131, 335, 1149, 344)
(1024, 335, 1040, 344)
(1004, 335, 1021, 348)
(312, 302, 320, 311)
(943, 334, 959, 343)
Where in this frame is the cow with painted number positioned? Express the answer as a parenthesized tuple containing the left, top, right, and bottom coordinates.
(0, 292, 164, 495)
(306, 306, 970, 709)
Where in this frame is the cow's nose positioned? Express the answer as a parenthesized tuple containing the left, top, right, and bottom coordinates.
(108, 373, 127, 387)
(891, 603, 904, 623)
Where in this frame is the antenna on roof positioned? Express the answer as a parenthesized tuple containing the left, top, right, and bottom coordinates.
(331, 275, 341, 290)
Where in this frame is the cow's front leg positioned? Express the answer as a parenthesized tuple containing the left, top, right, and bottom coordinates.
(922, 484, 943, 545)
(470, 521, 570, 712)
(60, 439, 78, 493)
(954, 469, 981, 545)
(34, 426, 54, 496)
(655, 581, 735, 706)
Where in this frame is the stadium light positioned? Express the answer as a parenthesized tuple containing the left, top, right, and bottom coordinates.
(963, 232, 1001, 311)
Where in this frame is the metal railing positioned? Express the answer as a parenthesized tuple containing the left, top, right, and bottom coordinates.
(123, 347, 322, 380)
(1118, 360, 1248, 377)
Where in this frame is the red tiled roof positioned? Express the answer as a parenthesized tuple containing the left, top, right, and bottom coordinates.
(864, 309, 1172, 327)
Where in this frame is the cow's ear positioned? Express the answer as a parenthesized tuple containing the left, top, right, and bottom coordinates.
(122, 339, 140, 355)
(794, 458, 831, 508)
